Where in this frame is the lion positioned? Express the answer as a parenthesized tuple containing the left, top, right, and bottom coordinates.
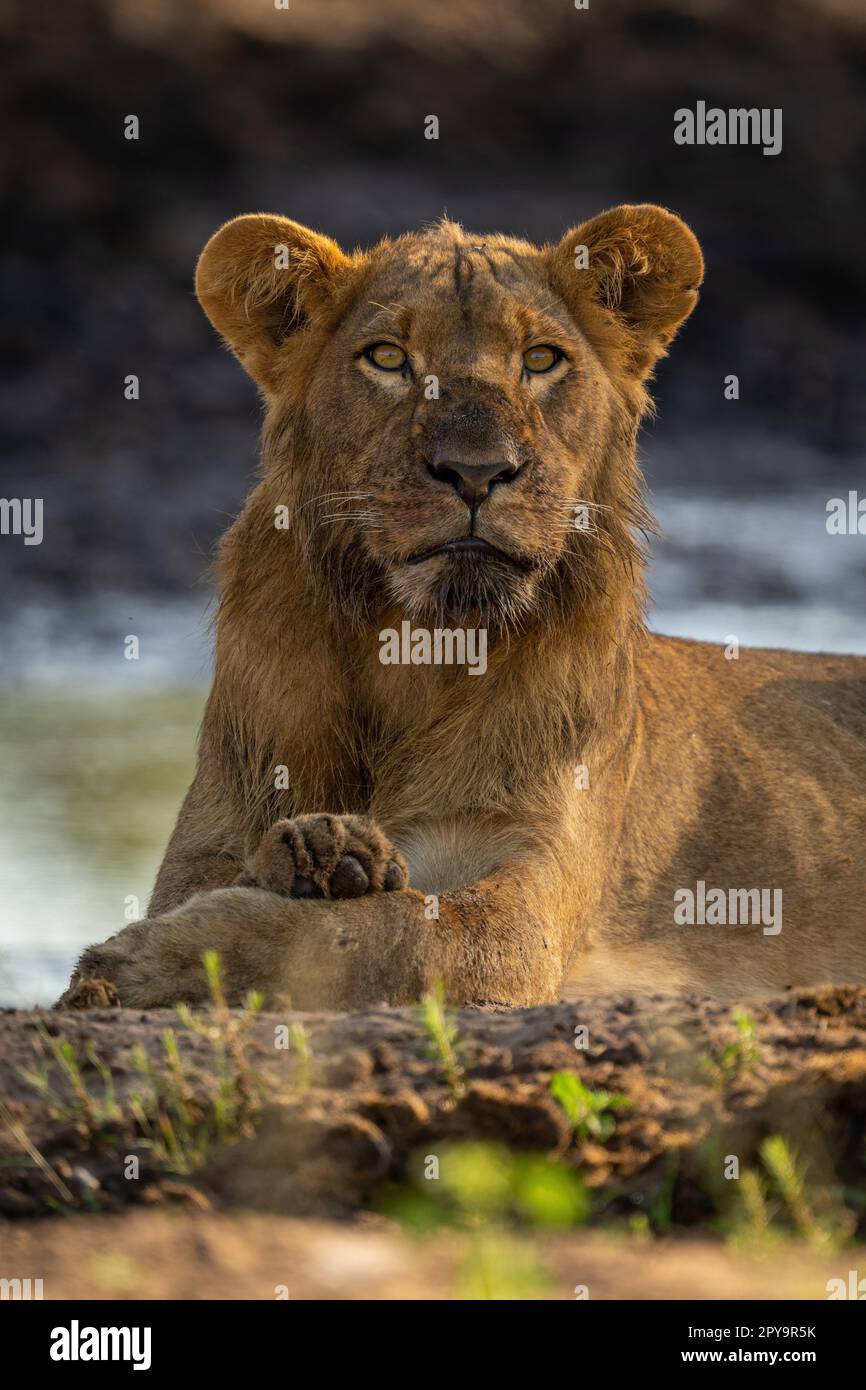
(60, 204, 866, 1011)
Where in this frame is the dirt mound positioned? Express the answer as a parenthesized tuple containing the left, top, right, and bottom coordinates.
(2, 986, 865, 1227)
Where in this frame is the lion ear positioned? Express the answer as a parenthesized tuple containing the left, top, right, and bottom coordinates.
(548, 204, 703, 381)
(195, 214, 354, 393)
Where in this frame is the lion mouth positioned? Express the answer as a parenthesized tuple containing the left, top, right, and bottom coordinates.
(408, 537, 527, 569)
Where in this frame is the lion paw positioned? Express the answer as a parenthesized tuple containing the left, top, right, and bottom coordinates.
(236, 814, 409, 900)
(57, 975, 122, 1011)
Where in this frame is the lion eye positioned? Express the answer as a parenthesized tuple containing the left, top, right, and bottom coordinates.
(366, 342, 407, 371)
(523, 345, 560, 374)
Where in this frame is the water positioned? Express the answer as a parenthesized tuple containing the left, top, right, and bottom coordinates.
(0, 689, 202, 1007)
(650, 491, 866, 654)
(1, 489, 863, 1006)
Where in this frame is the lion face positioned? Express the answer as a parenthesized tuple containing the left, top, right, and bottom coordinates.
(196, 208, 703, 626)
(298, 227, 622, 626)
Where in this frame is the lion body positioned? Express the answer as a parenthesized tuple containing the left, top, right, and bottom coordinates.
(62, 208, 866, 1010)
(151, 604, 866, 1002)
(571, 635, 866, 995)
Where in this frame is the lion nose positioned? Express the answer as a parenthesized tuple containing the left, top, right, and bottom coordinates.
(428, 449, 520, 507)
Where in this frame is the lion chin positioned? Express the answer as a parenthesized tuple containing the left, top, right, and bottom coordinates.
(388, 548, 541, 628)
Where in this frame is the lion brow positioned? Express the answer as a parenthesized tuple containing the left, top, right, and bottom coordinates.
(517, 288, 571, 321)
(362, 301, 412, 335)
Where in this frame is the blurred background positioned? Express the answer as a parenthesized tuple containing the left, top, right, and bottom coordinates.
(1, 0, 864, 1004)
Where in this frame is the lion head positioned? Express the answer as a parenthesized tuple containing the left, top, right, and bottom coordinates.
(196, 206, 702, 630)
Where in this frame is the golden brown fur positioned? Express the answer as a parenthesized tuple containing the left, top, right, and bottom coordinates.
(60, 206, 866, 1010)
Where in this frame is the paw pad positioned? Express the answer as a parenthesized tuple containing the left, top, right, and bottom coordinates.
(238, 814, 409, 900)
